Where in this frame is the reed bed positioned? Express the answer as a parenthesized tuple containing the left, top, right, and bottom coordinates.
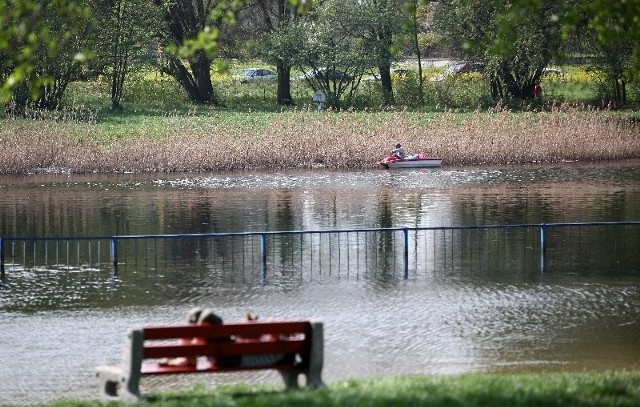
(0, 105, 638, 174)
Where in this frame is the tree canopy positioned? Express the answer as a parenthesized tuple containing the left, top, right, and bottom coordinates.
(1, 0, 639, 107)
(0, 0, 90, 103)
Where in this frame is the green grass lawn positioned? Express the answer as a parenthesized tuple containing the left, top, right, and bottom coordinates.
(56, 63, 627, 117)
(33, 371, 640, 407)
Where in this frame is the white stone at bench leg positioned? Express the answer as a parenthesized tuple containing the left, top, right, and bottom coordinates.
(305, 321, 326, 389)
(95, 365, 124, 401)
(96, 328, 145, 403)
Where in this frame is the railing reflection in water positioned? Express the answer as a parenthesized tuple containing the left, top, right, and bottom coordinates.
(2, 222, 639, 282)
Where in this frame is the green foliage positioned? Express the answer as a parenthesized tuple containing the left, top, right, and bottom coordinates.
(424, 74, 493, 109)
(260, 20, 307, 69)
(41, 61, 639, 115)
(581, 0, 640, 54)
(89, 0, 161, 109)
(435, 0, 569, 100)
(0, 0, 91, 104)
(5, 0, 640, 112)
(266, 0, 407, 108)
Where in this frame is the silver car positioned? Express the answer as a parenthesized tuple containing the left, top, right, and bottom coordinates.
(237, 68, 277, 83)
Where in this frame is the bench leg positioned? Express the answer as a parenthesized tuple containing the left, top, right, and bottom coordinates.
(279, 370, 300, 389)
(96, 329, 146, 402)
(306, 321, 326, 389)
(305, 368, 325, 389)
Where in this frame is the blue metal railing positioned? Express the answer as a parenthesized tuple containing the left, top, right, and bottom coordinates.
(2, 222, 640, 280)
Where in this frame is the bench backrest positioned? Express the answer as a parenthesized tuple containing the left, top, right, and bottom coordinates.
(136, 321, 313, 368)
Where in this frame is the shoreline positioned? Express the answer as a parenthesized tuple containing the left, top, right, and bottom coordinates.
(1, 109, 638, 175)
(2, 157, 640, 178)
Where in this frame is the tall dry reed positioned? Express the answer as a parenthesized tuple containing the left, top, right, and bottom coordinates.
(0, 106, 638, 174)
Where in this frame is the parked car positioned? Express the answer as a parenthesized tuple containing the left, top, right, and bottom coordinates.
(432, 61, 485, 82)
(299, 68, 354, 83)
(363, 67, 411, 82)
(236, 68, 277, 83)
(542, 67, 566, 77)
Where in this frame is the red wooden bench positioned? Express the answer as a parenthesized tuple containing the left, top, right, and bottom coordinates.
(96, 320, 324, 402)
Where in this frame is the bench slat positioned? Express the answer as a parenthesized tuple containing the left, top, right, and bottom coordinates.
(142, 321, 311, 341)
(141, 361, 298, 375)
(143, 339, 307, 359)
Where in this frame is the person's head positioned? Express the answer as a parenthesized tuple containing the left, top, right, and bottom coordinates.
(198, 309, 223, 325)
(187, 307, 203, 323)
(395, 143, 401, 149)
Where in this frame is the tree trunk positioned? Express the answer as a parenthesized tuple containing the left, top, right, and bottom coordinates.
(374, 20, 394, 106)
(153, 0, 219, 105)
(378, 63, 394, 105)
(164, 50, 217, 105)
(276, 60, 293, 105)
(412, 0, 424, 105)
(490, 75, 502, 100)
(110, 0, 128, 110)
(111, 55, 127, 109)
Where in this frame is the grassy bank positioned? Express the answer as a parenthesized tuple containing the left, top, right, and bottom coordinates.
(1, 66, 638, 175)
(31, 371, 640, 407)
(1, 105, 639, 174)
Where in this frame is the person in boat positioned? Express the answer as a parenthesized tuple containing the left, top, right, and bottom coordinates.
(391, 143, 407, 159)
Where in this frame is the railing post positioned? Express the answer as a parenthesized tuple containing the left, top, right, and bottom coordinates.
(403, 228, 409, 279)
(110, 237, 119, 277)
(0, 237, 4, 279)
(261, 234, 268, 283)
(540, 224, 546, 273)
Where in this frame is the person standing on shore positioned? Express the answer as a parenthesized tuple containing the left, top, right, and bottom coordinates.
(533, 81, 542, 98)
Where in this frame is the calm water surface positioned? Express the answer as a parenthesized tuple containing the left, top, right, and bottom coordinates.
(1, 161, 639, 405)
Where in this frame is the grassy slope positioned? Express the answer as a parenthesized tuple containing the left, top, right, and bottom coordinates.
(38, 372, 640, 407)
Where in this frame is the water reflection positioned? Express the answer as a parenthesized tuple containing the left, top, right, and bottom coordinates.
(1, 161, 639, 237)
(1, 161, 639, 405)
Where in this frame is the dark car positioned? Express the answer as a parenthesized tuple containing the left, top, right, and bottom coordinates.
(363, 67, 412, 82)
(433, 61, 485, 81)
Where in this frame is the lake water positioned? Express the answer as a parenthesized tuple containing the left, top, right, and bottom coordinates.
(1, 161, 639, 405)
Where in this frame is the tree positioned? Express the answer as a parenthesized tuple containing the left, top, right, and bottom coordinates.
(434, 0, 567, 100)
(286, 0, 376, 108)
(261, 18, 305, 104)
(0, 0, 90, 105)
(558, 0, 640, 74)
(440, 0, 640, 102)
(405, 0, 429, 104)
(152, 0, 222, 105)
(591, 38, 635, 105)
(91, 0, 158, 109)
(565, 0, 639, 105)
(239, 0, 304, 105)
(355, 0, 404, 105)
